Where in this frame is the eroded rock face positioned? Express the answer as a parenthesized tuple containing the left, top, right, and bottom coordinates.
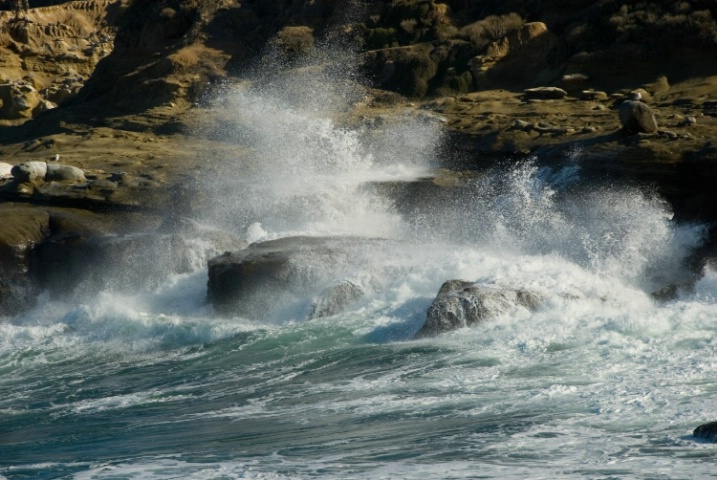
(415, 280, 542, 338)
(207, 236, 391, 319)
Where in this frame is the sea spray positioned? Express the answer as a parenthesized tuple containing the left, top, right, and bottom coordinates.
(2, 42, 716, 480)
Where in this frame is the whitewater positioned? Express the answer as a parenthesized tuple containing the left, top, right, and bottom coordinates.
(1, 66, 716, 479)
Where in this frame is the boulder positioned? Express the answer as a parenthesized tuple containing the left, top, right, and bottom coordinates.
(10, 161, 47, 183)
(415, 280, 542, 338)
(693, 421, 717, 442)
(45, 163, 86, 182)
(207, 236, 391, 319)
(619, 93, 658, 134)
(31, 228, 243, 299)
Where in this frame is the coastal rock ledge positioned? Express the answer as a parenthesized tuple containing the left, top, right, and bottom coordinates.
(207, 236, 392, 320)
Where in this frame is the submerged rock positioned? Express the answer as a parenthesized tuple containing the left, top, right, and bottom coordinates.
(693, 421, 717, 442)
(415, 280, 542, 338)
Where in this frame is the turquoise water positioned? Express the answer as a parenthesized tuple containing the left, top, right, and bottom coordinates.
(1, 268, 716, 479)
(2, 81, 716, 479)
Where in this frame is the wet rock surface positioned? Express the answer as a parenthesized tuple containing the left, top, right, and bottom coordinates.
(207, 236, 392, 319)
(415, 280, 542, 338)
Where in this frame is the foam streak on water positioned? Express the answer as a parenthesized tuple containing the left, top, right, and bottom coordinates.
(2, 72, 716, 479)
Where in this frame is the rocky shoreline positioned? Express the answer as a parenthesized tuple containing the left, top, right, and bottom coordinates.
(2, 0, 716, 313)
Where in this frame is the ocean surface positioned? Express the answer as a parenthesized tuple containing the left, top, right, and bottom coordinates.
(1, 75, 716, 479)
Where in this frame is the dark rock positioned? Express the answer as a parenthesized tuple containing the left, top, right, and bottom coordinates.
(619, 93, 658, 134)
(31, 227, 243, 299)
(693, 421, 717, 442)
(416, 280, 542, 338)
(207, 236, 390, 319)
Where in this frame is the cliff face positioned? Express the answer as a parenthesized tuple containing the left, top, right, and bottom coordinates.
(3, 1, 716, 118)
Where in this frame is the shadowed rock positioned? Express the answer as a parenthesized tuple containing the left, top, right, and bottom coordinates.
(416, 280, 542, 338)
(207, 236, 392, 319)
(619, 92, 658, 134)
(693, 421, 717, 442)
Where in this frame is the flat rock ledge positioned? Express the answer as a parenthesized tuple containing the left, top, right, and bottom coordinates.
(207, 236, 393, 320)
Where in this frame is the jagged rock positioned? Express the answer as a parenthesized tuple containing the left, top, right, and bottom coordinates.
(207, 236, 391, 319)
(10, 161, 47, 183)
(415, 280, 542, 338)
(693, 421, 717, 442)
(523, 87, 568, 100)
(619, 92, 658, 134)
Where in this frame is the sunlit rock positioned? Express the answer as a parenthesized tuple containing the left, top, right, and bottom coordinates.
(415, 280, 542, 338)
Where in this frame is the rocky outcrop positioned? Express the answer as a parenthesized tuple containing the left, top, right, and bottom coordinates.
(0, 3, 118, 125)
(207, 236, 390, 319)
(0, 204, 49, 314)
(0, 200, 245, 312)
(619, 93, 658, 134)
(470, 22, 558, 89)
(415, 280, 542, 338)
(693, 421, 717, 442)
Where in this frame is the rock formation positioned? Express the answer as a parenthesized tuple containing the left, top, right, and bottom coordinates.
(415, 280, 542, 338)
(207, 236, 392, 319)
(619, 92, 658, 134)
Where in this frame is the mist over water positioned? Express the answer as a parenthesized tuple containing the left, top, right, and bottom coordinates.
(2, 46, 716, 480)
